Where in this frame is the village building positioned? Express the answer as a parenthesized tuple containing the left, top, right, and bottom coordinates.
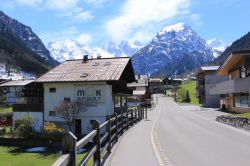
(149, 78, 163, 94)
(210, 50, 250, 113)
(33, 56, 135, 134)
(127, 75, 149, 107)
(196, 66, 228, 107)
(0, 80, 35, 105)
(0, 80, 44, 130)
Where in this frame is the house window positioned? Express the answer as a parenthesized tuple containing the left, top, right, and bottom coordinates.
(49, 111, 56, 116)
(115, 96, 121, 108)
(49, 88, 56, 93)
(240, 66, 246, 78)
(64, 97, 71, 102)
(234, 94, 250, 108)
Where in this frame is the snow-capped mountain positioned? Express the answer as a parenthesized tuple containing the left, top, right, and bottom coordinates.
(48, 39, 143, 62)
(132, 23, 214, 76)
(48, 39, 114, 62)
(102, 41, 143, 57)
(0, 11, 57, 66)
(207, 38, 228, 57)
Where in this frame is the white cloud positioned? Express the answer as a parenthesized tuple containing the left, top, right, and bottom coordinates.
(76, 33, 92, 44)
(7, 0, 93, 22)
(105, 0, 190, 42)
(39, 27, 92, 45)
(43, 0, 80, 11)
(84, 0, 108, 5)
(74, 11, 94, 21)
(15, 0, 42, 7)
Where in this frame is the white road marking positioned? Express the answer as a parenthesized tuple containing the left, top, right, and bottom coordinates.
(151, 96, 173, 166)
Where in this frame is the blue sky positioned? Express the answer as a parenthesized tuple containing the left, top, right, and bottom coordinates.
(0, 0, 249, 46)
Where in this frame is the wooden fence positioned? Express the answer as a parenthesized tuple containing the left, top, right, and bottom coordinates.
(52, 108, 147, 166)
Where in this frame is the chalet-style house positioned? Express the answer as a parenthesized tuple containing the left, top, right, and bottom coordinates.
(149, 78, 163, 94)
(0, 80, 44, 130)
(210, 50, 250, 113)
(196, 66, 228, 107)
(127, 75, 149, 96)
(0, 80, 35, 105)
(30, 56, 135, 134)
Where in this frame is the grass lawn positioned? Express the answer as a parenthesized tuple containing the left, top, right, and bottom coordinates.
(77, 152, 93, 166)
(177, 81, 200, 105)
(233, 112, 250, 118)
(0, 146, 60, 166)
(0, 107, 12, 113)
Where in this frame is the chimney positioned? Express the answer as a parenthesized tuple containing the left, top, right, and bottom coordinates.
(83, 55, 88, 63)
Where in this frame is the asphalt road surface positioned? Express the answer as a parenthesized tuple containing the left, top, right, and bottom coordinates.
(156, 95, 250, 166)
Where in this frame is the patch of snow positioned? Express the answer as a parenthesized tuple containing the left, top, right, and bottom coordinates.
(159, 23, 186, 35)
(26, 147, 46, 152)
(0, 63, 36, 80)
(207, 38, 228, 57)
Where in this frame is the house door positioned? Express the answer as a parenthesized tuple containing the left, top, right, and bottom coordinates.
(75, 119, 82, 134)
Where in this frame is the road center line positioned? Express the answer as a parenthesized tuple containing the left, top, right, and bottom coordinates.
(151, 96, 172, 166)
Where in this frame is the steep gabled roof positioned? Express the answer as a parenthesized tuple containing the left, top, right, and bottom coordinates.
(0, 80, 34, 87)
(36, 57, 135, 83)
(217, 50, 250, 75)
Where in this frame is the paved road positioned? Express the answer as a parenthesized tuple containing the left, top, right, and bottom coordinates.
(156, 95, 250, 166)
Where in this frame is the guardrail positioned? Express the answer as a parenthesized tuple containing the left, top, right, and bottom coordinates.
(53, 108, 147, 166)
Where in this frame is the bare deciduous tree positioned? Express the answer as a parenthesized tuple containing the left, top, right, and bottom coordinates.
(54, 99, 85, 132)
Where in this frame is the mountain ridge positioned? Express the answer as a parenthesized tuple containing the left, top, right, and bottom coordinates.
(132, 23, 214, 77)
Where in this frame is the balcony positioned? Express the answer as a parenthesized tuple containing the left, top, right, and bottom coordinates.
(13, 103, 43, 112)
(210, 77, 250, 95)
(12, 97, 43, 112)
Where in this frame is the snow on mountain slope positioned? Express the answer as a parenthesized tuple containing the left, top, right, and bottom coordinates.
(0, 63, 35, 80)
(132, 23, 214, 76)
(102, 40, 143, 57)
(48, 39, 116, 62)
(48, 39, 143, 62)
(207, 38, 228, 57)
(0, 11, 57, 66)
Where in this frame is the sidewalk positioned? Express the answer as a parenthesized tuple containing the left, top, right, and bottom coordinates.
(104, 107, 159, 166)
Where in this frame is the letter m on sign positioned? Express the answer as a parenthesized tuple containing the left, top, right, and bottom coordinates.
(77, 90, 85, 96)
(96, 90, 101, 96)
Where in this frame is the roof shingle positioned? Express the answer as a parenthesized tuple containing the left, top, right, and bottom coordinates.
(36, 57, 131, 82)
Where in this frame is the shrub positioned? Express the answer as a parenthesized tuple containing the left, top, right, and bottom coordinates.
(185, 90, 191, 103)
(43, 122, 64, 134)
(14, 115, 34, 138)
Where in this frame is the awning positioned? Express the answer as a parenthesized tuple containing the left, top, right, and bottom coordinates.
(133, 90, 146, 95)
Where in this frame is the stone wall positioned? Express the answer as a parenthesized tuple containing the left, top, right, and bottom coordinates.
(216, 115, 250, 131)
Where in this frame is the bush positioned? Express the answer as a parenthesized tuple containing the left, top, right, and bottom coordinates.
(43, 122, 64, 134)
(185, 90, 191, 103)
(14, 115, 34, 138)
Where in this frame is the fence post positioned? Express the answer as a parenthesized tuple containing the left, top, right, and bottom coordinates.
(62, 132, 77, 166)
(135, 110, 138, 123)
(126, 111, 129, 130)
(115, 112, 118, 142)
(121, 113, 124, 135)
(131, 111, 134, 126)
(92, 120, 101, 166)
(106, 115, 112, 153)
(141, 109, 143, 120)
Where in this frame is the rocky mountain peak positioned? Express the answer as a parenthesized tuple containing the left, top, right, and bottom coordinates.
(132, 23, 214, 77)
(0, 11, 57, 66)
